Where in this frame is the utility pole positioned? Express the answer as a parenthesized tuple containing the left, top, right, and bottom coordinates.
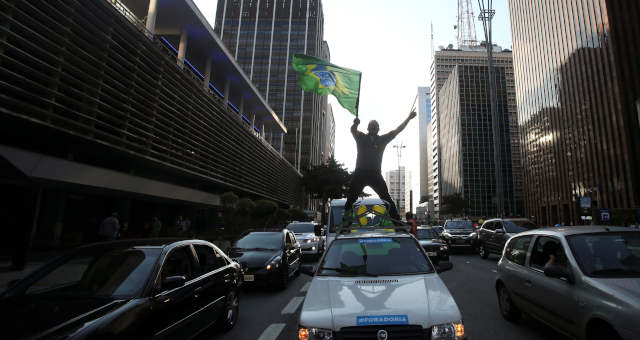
(393, 142, 406, 213)
(478, 0, 504, 217)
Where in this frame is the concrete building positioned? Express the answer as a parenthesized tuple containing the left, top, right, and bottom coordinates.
(418, 86, 433, 208)
(214, 0, 330, 171)
(324, 104, 335, 160)
(509, 0, 640, 225)
(386, 167, 412, 216)
(0, 0, 301, 269)
(439, 65, 517, 217)
(430, 46, 522, 217)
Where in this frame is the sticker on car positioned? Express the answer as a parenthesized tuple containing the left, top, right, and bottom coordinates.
(356, 315, 409, 326)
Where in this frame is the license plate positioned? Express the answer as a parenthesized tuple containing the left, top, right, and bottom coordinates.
(456, 239, 466, 244)
(243, 275, 254, 282)
(427, 252, 437, 256)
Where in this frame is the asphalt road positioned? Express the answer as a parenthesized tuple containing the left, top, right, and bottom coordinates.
(201, 252, 567, 340)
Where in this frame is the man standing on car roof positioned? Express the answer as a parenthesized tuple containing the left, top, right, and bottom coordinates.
(343, 111, 416, 223)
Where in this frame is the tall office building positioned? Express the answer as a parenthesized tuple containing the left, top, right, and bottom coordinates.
(509, 0, 640, 225)
(386, 167, 412, 215)
(418, 86, 433, 206)
(214, 0, 330, 170)
(439, 65, 516, 217)
(430, 46, 522, 216)
(324, 104, 335, 160)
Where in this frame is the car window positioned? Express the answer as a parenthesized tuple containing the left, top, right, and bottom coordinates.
(318, 237, 433, 276)
(567, 232, 640, 278)
(161, 246, 196, 283)
(285, 232, 293, 246)
(235, 232, 283, 250)
(529, 236, 568, 271)
(504, 236, 532, 265)
(418, 229, 438, 239)
(194, 244, 227, 274)
(482, 222, 495, 230)
(446, 221, 473, 229)
(288, 223, 314, 233)
(503, 220, 537, 233)
(22, 249, 160, 298)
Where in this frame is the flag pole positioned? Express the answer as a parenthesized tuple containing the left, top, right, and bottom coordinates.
(355, 73, 362, 118)
(409, 94, 418, 113)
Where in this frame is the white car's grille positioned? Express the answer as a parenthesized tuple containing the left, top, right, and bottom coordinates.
(353, 279, 399, 284)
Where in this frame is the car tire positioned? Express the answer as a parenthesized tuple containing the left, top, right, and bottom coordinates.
(278, 266, 289, 289)
(217, 289, 239, 331)
(587, 321, 621, 340)
(479, 243, 489, 259)
(497, 284, 521, 322)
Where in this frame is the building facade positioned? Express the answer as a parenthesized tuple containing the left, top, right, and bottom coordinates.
(0, 0, 301, 268)
(509, 0, 640, 225)
(324, 104, 335, 160)
(439, 65, 517, 217)
(386, 166, 412, 216)
(418, 86, 433, 207)
(214, 0, 330, 170)
(430, 46, 522, 217)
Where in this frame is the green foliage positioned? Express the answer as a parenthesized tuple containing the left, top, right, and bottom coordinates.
(439, 193, 469, 217)
(288, 208, 308, 222)
(273, 208, 291, 227)
(253, 199, 279, 227)
(302, 157, 351, 200)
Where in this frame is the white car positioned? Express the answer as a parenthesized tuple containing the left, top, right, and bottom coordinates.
(298, 204, 465, 340)
(288, 222, 324, 257)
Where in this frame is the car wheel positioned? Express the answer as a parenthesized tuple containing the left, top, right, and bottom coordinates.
(497, 284, 521, 322)
(479, 243, 489, 259)
(587, 320, 622, 340)
(217, 289, 239, 331)
(278, 266, 289, 289)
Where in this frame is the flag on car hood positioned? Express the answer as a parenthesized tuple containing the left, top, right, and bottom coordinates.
(291, 54, 362, 116)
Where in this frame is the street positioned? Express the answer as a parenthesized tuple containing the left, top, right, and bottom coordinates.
(201, 252, 566, 340)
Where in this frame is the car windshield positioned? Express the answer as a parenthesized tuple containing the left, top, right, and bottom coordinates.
(446, 221, 473, 229)
(235, 232, 283, 250)
(13, 248, 160, 299)
(418, 229, 438, 239)
(288, 223, 314, 233)
(318, 237, 433, 276)
(503, 220, 537, 233)
(567, 232, 640, 278)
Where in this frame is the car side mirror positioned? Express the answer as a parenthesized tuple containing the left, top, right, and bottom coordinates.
(544, 266, 574, 284)
(300, 264, 316, 276)
(436, 261, 453, 273)
(162, 276, 186, 291)
(314, 224, 322, 236)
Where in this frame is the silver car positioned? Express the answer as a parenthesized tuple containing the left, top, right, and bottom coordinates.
(495, 226, 640, 340)
(288, 222, 324, 257)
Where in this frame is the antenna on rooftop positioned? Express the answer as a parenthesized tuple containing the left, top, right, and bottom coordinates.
(457, 0, 478, 47)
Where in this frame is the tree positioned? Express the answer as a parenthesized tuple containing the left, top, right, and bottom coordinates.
(235, 198, 255, 231)
(302, 157, 351, 223)
(420, 195, 431, 204)
(220, 192, 239, 231)
(253, 199, 279, 227)
(439, 193, 469, 217)
(288, 208, 308, 222)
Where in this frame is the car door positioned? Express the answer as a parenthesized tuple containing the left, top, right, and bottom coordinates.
(151, 246, 200, 339)
(523, 236, 580, 335)
(492, 221, 507, 253)
(285, 231, 300, 276)
(480, 222, 495, 250)
(192, 244, 232, 331)
(500, 235, 534, 307)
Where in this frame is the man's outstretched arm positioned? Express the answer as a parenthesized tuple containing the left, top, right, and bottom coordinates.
(351, 117, 361, 138)
(390, 110, 417, 137)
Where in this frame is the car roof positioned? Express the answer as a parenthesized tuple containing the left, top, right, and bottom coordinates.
(78, 238, 187, 250)
(514, 225, 636, 237)
(329, 197, 386, 206)
(336, 231, 413, 239)
(485, 218, 533, 222)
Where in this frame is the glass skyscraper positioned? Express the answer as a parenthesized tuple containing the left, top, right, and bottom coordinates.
(509, 0, 640, 225)
(214, 0, 330, 170)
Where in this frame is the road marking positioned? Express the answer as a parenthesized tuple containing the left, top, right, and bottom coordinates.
(257, 323, 286, 340)
(300, 281, 311, 292)
(281, 296, 305, 314)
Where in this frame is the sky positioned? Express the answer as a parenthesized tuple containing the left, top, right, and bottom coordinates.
(194, 0, 513, 211)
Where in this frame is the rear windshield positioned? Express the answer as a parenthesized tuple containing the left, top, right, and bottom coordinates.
(235, 232, 283, 250)
(418, 229, 438, 239)
(318, 237, 433, 276)
(288, 223, 314, 233)
(445, 221, 473, 229)
(503, 220, 537, 233)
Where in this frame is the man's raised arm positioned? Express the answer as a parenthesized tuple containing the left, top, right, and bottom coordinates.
(390, 110, 417, 137)
(351, 117, 361, 138)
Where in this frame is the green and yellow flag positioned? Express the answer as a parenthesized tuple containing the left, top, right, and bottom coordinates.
(291, 54, 362, 116)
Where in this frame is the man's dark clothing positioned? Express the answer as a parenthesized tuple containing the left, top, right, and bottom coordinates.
(354, 132, 395, 172)
(345, 131, 400, 221)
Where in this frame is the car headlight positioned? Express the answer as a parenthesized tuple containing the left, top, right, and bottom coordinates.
(311, 236, 319, 242)
(298, 327, 334, 340)
(432, 322, 464, 340)
(267, 256, 282, 270)
(440, 245, 448, 251)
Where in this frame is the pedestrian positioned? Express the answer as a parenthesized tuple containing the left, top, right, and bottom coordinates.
(343, 110, 416, 224)
(151, 216, 162, 237)
(406, 212, 418, 237)
(98, 212, 120, 241)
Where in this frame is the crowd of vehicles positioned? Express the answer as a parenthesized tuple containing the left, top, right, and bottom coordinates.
(2, 198, 638, 339)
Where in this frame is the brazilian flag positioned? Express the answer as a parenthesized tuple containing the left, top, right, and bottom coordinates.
(291, 54, 362, 116)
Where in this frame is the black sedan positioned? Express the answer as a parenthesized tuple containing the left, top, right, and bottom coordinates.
(229, 229, 302, 289)
(0, 239, 241, 339)
(417, 227, 450, 265)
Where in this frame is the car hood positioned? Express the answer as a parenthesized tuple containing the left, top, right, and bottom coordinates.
(299, 274, 461, 330)
(230, 249, 281, 269)
(445, 229, 473, 235)
(0, 295, 126, 339)
(418, 240, 445, 247)
(589, 277, 640, 308)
